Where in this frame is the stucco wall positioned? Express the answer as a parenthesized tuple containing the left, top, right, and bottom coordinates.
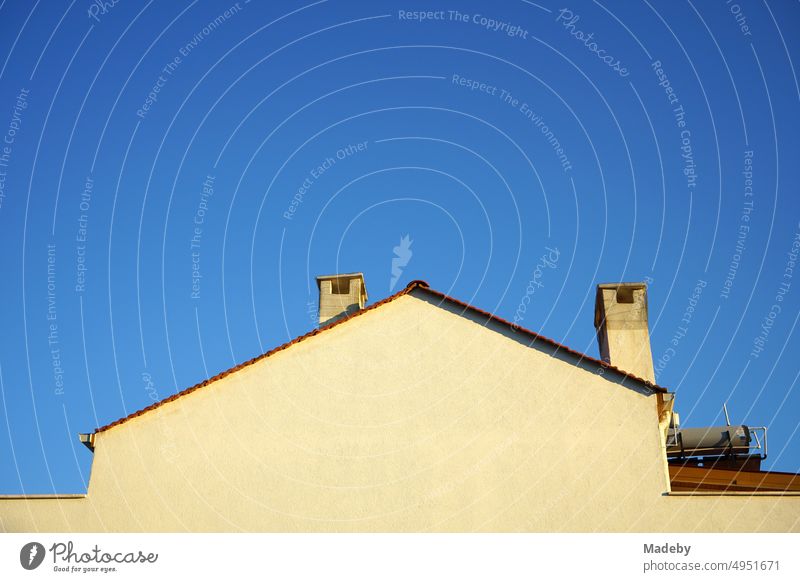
(1, 291, 798, 532)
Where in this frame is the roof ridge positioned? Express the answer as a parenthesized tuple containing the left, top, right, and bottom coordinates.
(94, 279, 665, 435)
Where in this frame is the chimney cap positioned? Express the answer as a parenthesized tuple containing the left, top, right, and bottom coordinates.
(316, 272, 368, 303)
(594, 282, 649, 329)
(315, 271, 365, 282)
(596, 281, 648, 290)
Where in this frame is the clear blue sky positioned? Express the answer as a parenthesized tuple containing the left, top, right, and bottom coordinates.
(0, 0, 798, 494)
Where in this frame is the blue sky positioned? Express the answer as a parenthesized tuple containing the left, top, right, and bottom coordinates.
(0, 0, 798, 494)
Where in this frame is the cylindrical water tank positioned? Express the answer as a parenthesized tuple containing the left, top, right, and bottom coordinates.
(667, 425, 751, 457)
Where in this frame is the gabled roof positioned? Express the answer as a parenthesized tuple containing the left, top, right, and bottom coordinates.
(93, 280, 667, 436)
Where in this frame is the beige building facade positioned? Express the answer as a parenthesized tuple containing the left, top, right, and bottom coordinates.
(1, 277, 798, 532)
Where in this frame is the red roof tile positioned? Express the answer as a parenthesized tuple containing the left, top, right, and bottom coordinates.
(94, 280, 666, 435)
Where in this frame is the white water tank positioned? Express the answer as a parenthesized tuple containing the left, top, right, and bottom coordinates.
(667, 425, 751, 457)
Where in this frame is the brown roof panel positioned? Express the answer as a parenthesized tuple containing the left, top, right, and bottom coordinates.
(670, 464, 800, 493)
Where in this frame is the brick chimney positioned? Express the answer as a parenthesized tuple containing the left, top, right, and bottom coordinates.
(593, 282, 655, 383)
(316, 273, 368, 327)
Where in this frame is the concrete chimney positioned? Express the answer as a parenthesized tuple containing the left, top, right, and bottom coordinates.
(316, 273, 368, 327)
(593, 282, 655, 383)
